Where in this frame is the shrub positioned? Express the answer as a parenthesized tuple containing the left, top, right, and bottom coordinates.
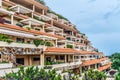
(45, 41, 53, 47)
(67, 44, 73, 48)
(33, 40, 41, 47)
(26, 26, 31, 30)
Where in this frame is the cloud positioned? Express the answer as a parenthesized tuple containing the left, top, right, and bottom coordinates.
(103, 3, 120, 19)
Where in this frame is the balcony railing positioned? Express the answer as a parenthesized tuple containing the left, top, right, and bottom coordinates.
(52, 60, 82, 70)
(0, 41, 45, 49)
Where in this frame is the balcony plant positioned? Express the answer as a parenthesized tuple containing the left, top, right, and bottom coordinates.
(45, 41, 53, 47)
(26, 26, 31, 30)
(67, 44, 73, 48)
(40, 39, 45, 45)
(33, 40, 41, 47)
(0, 34, 13, 44)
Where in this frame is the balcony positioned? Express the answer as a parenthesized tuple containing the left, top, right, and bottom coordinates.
(47, 13, 58, 20)
(52, 60, 82, 70)
(10, 5, 32, 14)
(0, 41, 45, 49)
(45, 26, 63, 36)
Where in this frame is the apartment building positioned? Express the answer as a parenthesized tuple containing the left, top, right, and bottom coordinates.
(0, 0, 111, 73)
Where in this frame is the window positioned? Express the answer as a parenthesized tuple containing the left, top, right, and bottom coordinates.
(33, 57, 40, 61)
(35, 28, 40, 31)
(60, 55, 64, 60)
(81, 56, 84, 58)
(55, 55, 59, 60)
(70, 55, 72, 59)
(27, 41, 31, 44)
(16, 38, 24, 43)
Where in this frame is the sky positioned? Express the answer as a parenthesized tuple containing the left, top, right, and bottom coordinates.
(44, 0, 120, 55)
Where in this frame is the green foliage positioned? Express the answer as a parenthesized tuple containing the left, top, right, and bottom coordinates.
(33, 40, 53, 47)
(45, 41, 53, 47)
(35, 0, 46, 5)
(110, 52, 120, 70)
(82, 69, 107, 80)
(4, 66, 63, 80)
(43, 65, 52, 69)
(115, 68, 120, 80)
(66, 44, 73, 48)
(26, 26, 31, 30)
(33, 40, 41, 47)
(48, 9, 69, 21)
(0, 34, 13, 44)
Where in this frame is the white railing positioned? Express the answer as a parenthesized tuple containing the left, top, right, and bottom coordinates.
(0, 41, 44, 48)
(52, 60, 82, 69)
(100, 59, 110, 66)
(0, 63, 13, 69)
(81, 57, 96, 61)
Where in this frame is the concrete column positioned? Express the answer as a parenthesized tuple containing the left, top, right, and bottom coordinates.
(51, 20, 53, 25)
(56, 39, 58, 47)
(0, 0, 2, 7)
(65, 55, 67, 63)
(95, 64, 97, 69)
(29, 21, 31, 28)
(72, 31, 74, 36)
(65, 41, 67, 48)
(29, 55, 32, 65)
(32, 5, 35, 12)
(73, 43, 75, 49)
(61, 29, 63, 36)
(11, 15, 14, 25)
(42, 25, 45, 32)
(88, 65, 90, 69)
(80, 66, 82, 73)
(31, 12, 34, 18)
(42, 10, 44, 15)
(40, 54, 44, 65)
(17, 6, 20, 13)
(72, 55, 74, 62)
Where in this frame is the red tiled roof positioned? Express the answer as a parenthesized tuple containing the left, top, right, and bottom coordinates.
(79, 51, 100, 55)
(44, 47, 78, 53)
(82, 57, 109, 66)
(98, 62, 112, 71)
(0, 23, 65, 40)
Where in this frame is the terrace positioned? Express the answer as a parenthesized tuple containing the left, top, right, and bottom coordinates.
(19, 18, 45, 31)
(45, 26, 63, 36)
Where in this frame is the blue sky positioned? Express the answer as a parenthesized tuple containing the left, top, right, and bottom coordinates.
(44, 0, 120, 55)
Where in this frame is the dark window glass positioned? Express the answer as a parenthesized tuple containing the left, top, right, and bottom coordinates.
(81, 56, 84, 58)
(55, 55, 59, 60)
(60, 55, 64, 60)
(16, 38, 24, 43)
(33, 57, 40, 61)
